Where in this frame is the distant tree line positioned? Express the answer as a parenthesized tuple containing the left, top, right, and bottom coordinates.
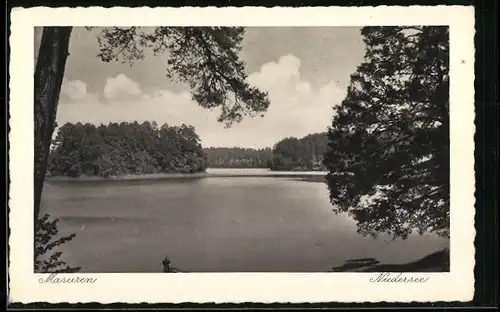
(203, 133, 328, 171)
(271, 133, 329, 171)
(204, 147, 273, 168)
(47, 121, 207, 177)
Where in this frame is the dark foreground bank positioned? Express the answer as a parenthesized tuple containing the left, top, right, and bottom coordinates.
(331, 249, 450, 272)
(160, 249, 449, 273)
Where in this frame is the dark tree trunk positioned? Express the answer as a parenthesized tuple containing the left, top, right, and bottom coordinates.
(34, 27, 72, 225)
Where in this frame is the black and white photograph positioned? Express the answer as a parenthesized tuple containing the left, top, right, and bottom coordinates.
(9, 6, 475, 303)
(33, 25, 451, 274)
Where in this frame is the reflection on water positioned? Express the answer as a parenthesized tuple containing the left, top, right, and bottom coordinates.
(41, 169, 449, 272)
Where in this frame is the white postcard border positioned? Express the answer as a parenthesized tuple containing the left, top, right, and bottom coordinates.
(9, 6, 476, 303)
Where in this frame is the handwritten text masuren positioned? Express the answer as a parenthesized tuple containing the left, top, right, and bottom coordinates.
(369, 273, 430, 283)
(38, 273, 97, 284)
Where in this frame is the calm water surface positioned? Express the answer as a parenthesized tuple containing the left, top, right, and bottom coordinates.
(41, 168, 449, 272)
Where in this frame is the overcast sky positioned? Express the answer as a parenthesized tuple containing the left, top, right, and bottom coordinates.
(45, 27, 366, 148)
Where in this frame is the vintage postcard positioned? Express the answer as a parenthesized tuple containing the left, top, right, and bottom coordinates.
(9, 6, 475, 303)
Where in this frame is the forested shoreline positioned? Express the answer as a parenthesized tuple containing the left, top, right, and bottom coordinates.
(204, 147, 273, 168)
(270, 133, 328, 171)
(48, 123, 329, 177)
(47, 121, 207, 177)
(204, 133, 329, 171)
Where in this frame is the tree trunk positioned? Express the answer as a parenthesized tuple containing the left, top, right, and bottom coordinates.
(34, 27, 43, 64)
(34, 27, 72, 225)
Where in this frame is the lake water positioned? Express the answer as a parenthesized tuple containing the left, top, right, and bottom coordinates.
(40, 168, 449, 272)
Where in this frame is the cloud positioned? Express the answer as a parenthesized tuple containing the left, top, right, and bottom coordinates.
(57, 83, 203, 128)
(104, 74, 142, 101)
(60, 79, 99, 104)
(249, 54, 301, 87)
(211, 54, 348, 147)
(61, 79, 87, 99)
(56, 55, 347, 149)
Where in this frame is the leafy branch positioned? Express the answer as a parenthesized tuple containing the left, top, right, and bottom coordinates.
(34, 213, 81, 273)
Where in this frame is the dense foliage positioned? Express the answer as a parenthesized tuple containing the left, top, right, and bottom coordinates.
(271, 133, 329, 171)
(204, 147, 273, 168)
(35, 213, 81, 273)
(48, 121, 207, 177)
(323, 26, 450, 239)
